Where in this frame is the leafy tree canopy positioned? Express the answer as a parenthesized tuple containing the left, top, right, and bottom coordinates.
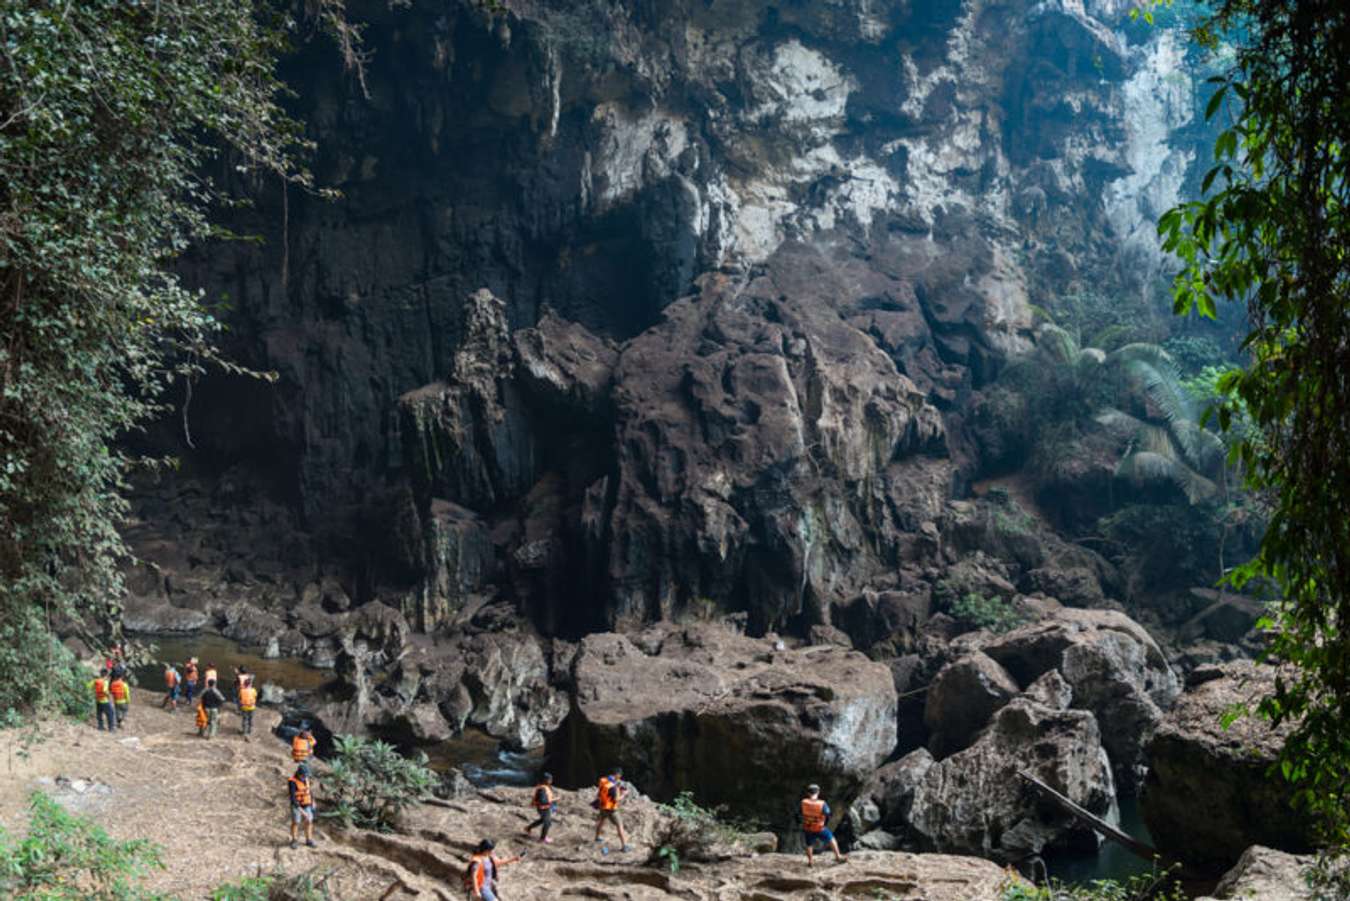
(0, 0, 353, 716)
(1157, 0, 1350, 853)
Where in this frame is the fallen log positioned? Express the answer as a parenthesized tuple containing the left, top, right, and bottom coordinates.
(1016, 770, 1161, 864)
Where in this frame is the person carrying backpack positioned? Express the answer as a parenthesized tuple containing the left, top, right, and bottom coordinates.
(593, 766, 631, 852)
(523, 772, 556, 844)
(462, 839, 522, 901)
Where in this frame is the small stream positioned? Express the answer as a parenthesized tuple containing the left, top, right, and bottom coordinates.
(1044, 796, 1158, 884)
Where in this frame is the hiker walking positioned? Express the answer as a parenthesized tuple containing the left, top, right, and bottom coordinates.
(162, 662, 180, 711)
(199, 678, 225, 739)
(464, 839, 523, 901)
(237, 676, 257, 740)
(593, 766, 632, 852)
(109, 673, 131, 727)
(90, 669, 117, 732)
(800, 783, 847, 867)
(524, 771, 556, 844)
(291, 726, 317, 763)
(288, 763, 318, 849)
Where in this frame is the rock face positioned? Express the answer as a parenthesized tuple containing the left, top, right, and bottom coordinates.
(923, 651, 1019, 758)
(1196, 845, 1315, 901)
(909, 697, 1117, 861)
(1142, 662, 1315, 868)
(978, 601, 1180, 793)
(162, 0, 1207, 636)
(546, 622, 897, 831)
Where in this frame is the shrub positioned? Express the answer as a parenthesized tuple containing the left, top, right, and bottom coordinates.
(647, 791, 739, 874)
(0, 791, 166, 900)
(949, 593, 1026, 634)
(210, 869, 334, 901)
(325, 735, 436, 832)
(997, 866, 1187, 900)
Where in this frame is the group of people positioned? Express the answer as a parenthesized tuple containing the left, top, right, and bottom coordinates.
(156, 657, 260, 740)
(464, 769, 848, 899)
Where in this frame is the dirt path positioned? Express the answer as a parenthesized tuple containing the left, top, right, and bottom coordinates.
(0, 693, 386, 899)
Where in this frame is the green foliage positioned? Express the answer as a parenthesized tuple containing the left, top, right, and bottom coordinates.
(949, 593, 1026, 634)
(647, 791, 738, 873)
(1161, 335, 1228, 373)
(325, 735, 436, 832)
(209, 869, 333, 901)
(1158, 0, 1350, 857)
(0, 0, 354, 717)
(0, 791, 168, 900)
(998, 866, 1187, 901)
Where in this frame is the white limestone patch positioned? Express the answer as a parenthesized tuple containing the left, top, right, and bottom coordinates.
(582, 104, 690, 213)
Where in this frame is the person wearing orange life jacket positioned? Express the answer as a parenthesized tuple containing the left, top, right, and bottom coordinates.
(292, 728, 316, 763)
(288, 763, 318, 849)
(800, 783, 847, 867)
(237, 678, 258, 740)
(183, 658, 198, 704)
(523, 771, 557, 843)
(162, 662, 180, 711)
(593, 766, 632, 852)
(462, 839, 524, 901)
(89, 669, 117, 732)
(109, 675, 131, 727)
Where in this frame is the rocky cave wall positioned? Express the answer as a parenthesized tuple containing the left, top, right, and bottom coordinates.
(156, 0, 1206, 638)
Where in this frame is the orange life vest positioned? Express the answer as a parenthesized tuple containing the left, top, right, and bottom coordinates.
(801, 798, 827, 833)
(92, 678, 109, 702)
(466, 853, 497, 891)
(292, 734, 315, 762)
(165, 669, 178, 688)
(195, 702, 207, 729)
(110, 679, 128, 702)
(533, 783, 556, 810)
(597, 776, 619, 811)
(184, 663, 198, 682)
(238, 686, 257, 711)
(289, 775, 312, 807)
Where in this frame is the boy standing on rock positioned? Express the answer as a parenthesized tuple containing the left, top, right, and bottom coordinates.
(801, 783, 847, 867)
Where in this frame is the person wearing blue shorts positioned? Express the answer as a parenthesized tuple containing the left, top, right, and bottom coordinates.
(800, 783, 847, 867)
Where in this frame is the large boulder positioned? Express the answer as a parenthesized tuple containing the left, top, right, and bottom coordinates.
(980, 601, 1180, 792)
(1142, 662, 1315, 868)
(1196, 845, 1315, 901)
(923, 651, 1019, 758)
(909, 697, 1117, 861)
(547, 621, 897, 832)
(120, 598, 209, 634)
(847, 748, 935, 842)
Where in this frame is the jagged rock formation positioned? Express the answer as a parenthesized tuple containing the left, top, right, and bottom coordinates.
(546, 621, 897, 832)
(1196, 845, 1316, 901)
(1142, 662, 1315, 868)
(166, 0, 1205, 638)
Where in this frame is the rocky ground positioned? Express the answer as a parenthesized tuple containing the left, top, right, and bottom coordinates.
(0, 694, 1016, 900)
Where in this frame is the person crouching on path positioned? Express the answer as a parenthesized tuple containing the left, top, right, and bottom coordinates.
(109, 674, 131, 727)
(800, 783, 847, 867)
(90, 669, 116, 732)
(237, 677, 257, 740)
(199, 678, 225, 739)
(465, 839, 523, 901)
(524, 771, 556, 843)
(161, 662, 180, 711)
(183, 657, 198, 704)
(593, 766, 631, 852)
(288, 763, 317, 849)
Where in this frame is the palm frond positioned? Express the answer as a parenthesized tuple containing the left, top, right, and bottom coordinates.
(1171, 419, 1227, 475)
(1036, 323, 1080, 366)
(1116, 450, 1220, 504)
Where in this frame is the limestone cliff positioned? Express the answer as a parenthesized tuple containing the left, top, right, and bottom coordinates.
(161, 0, 1207, 638)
